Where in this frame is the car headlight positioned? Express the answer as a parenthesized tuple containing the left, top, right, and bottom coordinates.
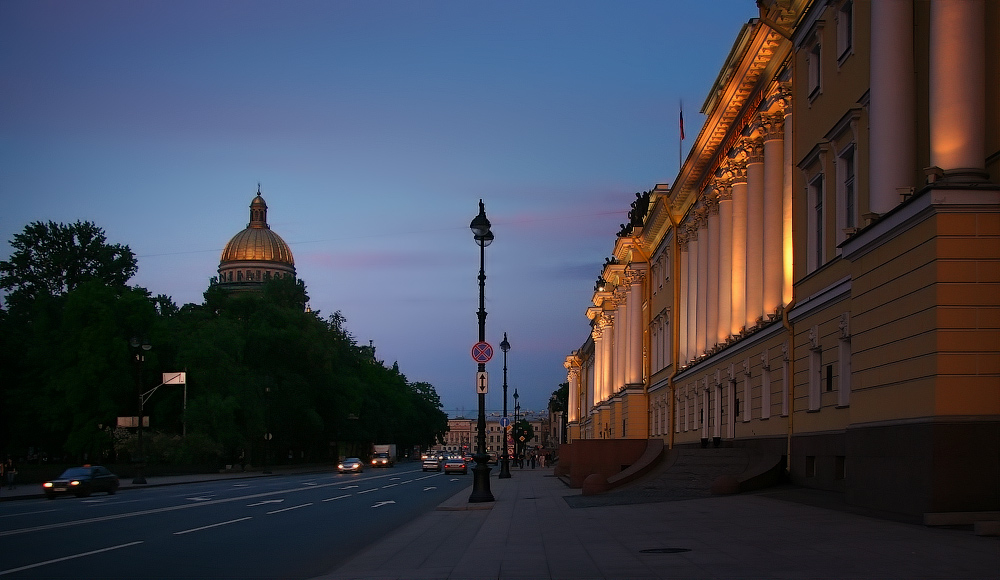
(337, 464, 344, 469)
(43, 482, 53, 488)
(70, 480, 80, 486)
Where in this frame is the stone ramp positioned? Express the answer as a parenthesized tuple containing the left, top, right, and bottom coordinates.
(565, 447, 772, 508)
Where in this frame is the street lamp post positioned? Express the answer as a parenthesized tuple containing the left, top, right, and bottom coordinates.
(469, 199, 495, 503)
(499, 332, 512, 479)
(130, 337, 151, 485)
(513, 388, 520, 468)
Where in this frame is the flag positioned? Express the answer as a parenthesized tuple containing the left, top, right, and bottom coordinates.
(679, 109, 685, 141)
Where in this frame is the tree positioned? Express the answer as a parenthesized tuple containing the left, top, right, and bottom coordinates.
(0, 221, 137, 311)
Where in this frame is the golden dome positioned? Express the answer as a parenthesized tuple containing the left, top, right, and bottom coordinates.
(220, 192, 294, 266)
(217, 190, 296, 288)
(220, 226, 294, 264)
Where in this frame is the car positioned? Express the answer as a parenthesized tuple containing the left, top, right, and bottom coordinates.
(42, 465, 119, 499)
(422, 457, 442, 471)
(370, 452, 394, 468)
(443, 457, 467, 474)
(337, 457, 364, 473)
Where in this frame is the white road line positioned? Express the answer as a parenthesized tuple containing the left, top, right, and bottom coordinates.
(381, 483, 397, 488)
(0, 541, 143, 576)
(0, 509, 57, 518)
(322, 495, 350, 502)
(357, 488, 378, 494)
(266, 502, 312, 515)
(174, 517, 252, 535)
(247, 499, 284, 507)
(0, 468, 425, 538)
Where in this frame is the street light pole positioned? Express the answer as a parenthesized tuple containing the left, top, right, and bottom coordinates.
(513, 388, 520, 468)
(130, 337, 151, 485)
(499, 332, 511, 479)
(469, 199, 495, 503)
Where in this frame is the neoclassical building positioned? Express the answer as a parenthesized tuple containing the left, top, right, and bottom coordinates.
(217, 187, 296, 292)
(564, 0, 998, 516)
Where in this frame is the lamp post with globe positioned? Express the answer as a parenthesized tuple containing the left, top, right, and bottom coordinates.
(499, 333, 512, 479)
(469, 200, 495, 503)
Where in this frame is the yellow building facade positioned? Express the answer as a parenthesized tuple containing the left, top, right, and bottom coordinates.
(565, 0, 998, 516)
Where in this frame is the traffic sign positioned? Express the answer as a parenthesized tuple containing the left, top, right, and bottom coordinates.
(499, 417, 510, 427)
(476, 371, 488, 394)
(471, 342, 493, 363)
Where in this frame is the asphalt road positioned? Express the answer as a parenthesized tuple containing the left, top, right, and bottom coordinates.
(0, 464, 471, 579)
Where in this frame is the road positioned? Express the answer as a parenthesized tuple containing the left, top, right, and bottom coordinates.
(0, 464, 470, 579)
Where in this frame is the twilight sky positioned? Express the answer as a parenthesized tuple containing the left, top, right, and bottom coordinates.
(1, 0, 758, 415)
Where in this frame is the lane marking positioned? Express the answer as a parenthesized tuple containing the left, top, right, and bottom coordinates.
(357, 488, 378, 494)
(174, 517, 252, 535)
(186, 496, 214, 502)
(339, 485, 359, 490)
(322, 495, 350, 502)
(247, 499, 283, 507)
(0, 468, 428, 538)
(423, 487, 437, 491)
(381, 484, 397, 488)
(267, 503, 312, 515)
(0, 509, 58, 518)
(0, 541, 143, 576)
(371, 501, 395, 508)
(233, 483, 249, 487)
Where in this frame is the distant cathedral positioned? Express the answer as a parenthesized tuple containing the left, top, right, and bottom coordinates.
(217, 186, 296, 292)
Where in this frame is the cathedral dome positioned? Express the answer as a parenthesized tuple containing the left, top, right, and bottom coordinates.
(217, 188, 296, 288)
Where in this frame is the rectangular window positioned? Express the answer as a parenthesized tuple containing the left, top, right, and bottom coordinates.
(838, 338, 852, 407)
(837, 1, 854, 61)
(809, 175, 825, 271)
(808, 41, 822, 98)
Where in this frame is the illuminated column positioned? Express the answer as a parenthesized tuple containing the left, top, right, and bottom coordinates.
(686, 224, 700, 363)
(678, 234, 690, 364)
(591, 327, 604, 407)
(730, 160, 748, 335)
(564, 358, 581, 422)
(780, 86, 793, 305)
(762, 113, 784, 316)
(696, 211, 709, 357)
(602, 314, 614, 401)
(586, 357, 595, 415)
(716, 181, 733, 340)
(870, 0, 915, 214)
(706, 192, 720, 347)
(627, 270, 644, 385)
(745, 136, 764, 328)
(614, 291, 627, 394)
(930, 0, 987, 179)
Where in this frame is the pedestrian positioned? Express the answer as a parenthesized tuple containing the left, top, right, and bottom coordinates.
(539, 453, 546, 468)
(4, 457, 15, 490)
(530, 452, 536, 469)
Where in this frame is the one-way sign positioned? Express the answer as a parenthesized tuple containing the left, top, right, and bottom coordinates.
(476, 371, 488, 394)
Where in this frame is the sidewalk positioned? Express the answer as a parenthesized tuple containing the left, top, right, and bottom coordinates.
(315, 466, 999, 580)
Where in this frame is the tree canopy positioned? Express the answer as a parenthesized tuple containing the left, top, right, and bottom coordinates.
(0, 220, 448, 468)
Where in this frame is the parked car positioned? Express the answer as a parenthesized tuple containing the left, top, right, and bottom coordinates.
(42, 465, 119, 499)
(337, 458, 364, 473)
(443, 457, 468, 475)
(422, 456, 442, 472)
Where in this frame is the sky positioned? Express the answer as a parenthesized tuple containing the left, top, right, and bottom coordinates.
(1, 0, 759, 415)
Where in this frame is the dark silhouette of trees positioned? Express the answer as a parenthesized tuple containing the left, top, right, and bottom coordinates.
(0, 221, 449, 468)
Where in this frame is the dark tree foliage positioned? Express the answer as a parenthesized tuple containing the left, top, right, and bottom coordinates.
(0, 221, 449, 468)
(0, 220, 137, 311)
